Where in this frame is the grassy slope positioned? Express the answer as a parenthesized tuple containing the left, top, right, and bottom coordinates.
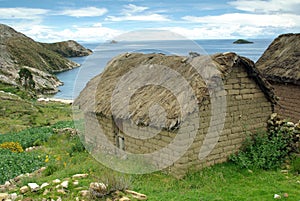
(18, 130, 300, 200)
(6, 37, 75, 73)
(0, 90, 299, 200)
(0, 96, 72, 134)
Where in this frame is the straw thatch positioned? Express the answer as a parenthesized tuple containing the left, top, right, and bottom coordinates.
(256, 33, 300, 85)
(75, 52, 274, 129)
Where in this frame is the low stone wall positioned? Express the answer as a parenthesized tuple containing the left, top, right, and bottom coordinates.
(273, 83, 300, 122)
(83, 65, 272, 177)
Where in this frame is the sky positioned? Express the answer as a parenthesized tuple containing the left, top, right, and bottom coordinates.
(0, 0, 299, 42)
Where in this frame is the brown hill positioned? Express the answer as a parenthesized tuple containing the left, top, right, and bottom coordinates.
(0, 24, 91, 95)
(41, 40, 92, 57)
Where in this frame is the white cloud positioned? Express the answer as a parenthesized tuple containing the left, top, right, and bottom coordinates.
(113, 29, 186, 41)
(0, 7, 48, 19)
(180, 12, 300, 38)
(228, 0, 300, 14)
(123, 4, 148, 14)
(16, 23, 123, 42)
(158, 25, 283, 39)
(182, 13, 299, 28)
(59, 7, 108, 17)
(106, 13, 170, 22)
(106, 4, 170, 22)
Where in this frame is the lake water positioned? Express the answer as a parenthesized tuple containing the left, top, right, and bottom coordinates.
(54, 39, 273, 100)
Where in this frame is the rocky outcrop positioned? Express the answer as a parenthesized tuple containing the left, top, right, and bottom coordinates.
(0, 24, 91, 95)
(41, 40, 93, 57)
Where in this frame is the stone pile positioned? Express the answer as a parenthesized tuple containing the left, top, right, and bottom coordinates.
(0, 172, 147, 201)
(268, 113, 300, 153)
(53, 128, 78, 137)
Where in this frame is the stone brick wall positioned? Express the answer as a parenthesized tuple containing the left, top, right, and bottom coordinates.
(83, 65, 272, 177)
(273, 83, 300, 122)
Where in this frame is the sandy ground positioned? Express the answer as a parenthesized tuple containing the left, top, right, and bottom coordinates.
(37, 97, 73, 104)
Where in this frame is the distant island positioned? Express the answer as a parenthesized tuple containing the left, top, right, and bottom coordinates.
(233, 39, 254, 44)
(110, 40, 118, 44)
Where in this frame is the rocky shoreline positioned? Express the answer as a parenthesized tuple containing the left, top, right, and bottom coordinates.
(0, 24, 92, 96)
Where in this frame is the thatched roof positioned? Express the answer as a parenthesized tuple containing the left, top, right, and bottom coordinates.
(256, 33, 300, 85)
(75, 52, 274, 129)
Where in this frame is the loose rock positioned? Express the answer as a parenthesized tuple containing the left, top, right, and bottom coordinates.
(43, 189, 50, 196)
(0, 193, 9, 200)
(79, 190, 90, 197)
(35, 167, 46, 174)
(40, 183, 49, 189)
(125, 190, 147, 200)
(57, 189, 66, 194)
(274, 194, 281, 199)
(9, 193, 17, 200)
(72, 174, 88, 179)
(89, 182, 107, 197)
(28, 183, 39, 192)
(61, 180, 69, 189)
(4, 181, 10, 188)
(52, 179, 61, 184)
(20, 186, 29, 194)
(119, 196, 130, 201)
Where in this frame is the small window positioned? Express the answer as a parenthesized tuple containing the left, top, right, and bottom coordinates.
(118, 136, 125, 151)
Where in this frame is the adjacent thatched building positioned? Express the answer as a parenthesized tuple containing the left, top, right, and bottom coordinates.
(75, 52, 275, 176)
(256, 33, 300, 122)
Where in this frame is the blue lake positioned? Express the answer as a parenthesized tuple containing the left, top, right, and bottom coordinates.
(54, 39, 273, 100)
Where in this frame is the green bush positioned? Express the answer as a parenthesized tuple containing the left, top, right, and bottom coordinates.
(0, 142, 24, 153)
(291, 156, 300, 174)
(0, 127, 53, 149)
(68, 136, 86, 156)
(0, 121, 74, 184)
(230, 129, 293, 170)
(43, 163, 60, 176)
(0, 148, 45, 184)
(0, 121, 74, 149)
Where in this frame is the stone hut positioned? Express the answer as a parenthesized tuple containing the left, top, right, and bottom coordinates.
(256, 33, 300, 122)
(75, 52, 275, 176)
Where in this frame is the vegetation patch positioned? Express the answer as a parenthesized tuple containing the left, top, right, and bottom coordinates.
(0, 92, 72, 134)
(0, 142, 24, 153)
(0, 148, 45, 184)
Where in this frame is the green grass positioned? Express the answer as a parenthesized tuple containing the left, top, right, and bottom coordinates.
(0, 92, 72, 134)
(0, 148, 45, 184)
(133, 164, 300, 200)
(6, 36, 74, 73)
(0, 92, 299, 200)
(9, 122, 298, 201)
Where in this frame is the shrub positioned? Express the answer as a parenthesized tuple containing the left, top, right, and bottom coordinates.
(43, 163, 60, 176)
(0, 148, 45, 184)
(291, 156, 300, 174)
(68, 136, 85, 156)
(0, 121, 74, 149)
(230, 129, 293, 170)
(0, 127, 53, 149)
(0, 142, 24, 153)
(90, 173, 131, 198)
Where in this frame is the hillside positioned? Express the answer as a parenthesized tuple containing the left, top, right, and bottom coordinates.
(41, 40, 92, 57)
(0, 24, 91, 95)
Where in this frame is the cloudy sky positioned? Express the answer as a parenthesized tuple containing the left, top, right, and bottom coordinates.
(0, 0, 299, 42)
